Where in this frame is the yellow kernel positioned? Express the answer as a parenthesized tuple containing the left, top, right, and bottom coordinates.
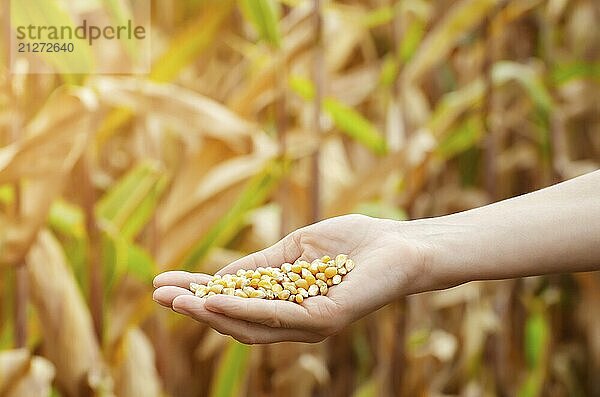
(295, 294, 304, 303)
(223, 287, 235, 295)
(299, 260, 310, 269)
(278, 290, 291, 300)
(291, 263, 302, 274)
(258, 280, 272, 290)
(335, 254, 348, 267)
(308, 284, 319, 296)
(288, 272, 301, 282)
(316, 272, 327, 282)
(250, 278, 260, 288)
(332, 275, 342, 285)
(317, 262, 328, 273)
(345, 259, 355, 272)
(321, 255, 331, 263)
(324, 267, 338, 278)
(209, 284, 224, 294)
(234, 289, 248, 298)
(319, 284, 328, 295)
(195, 286, 208, 298)
(281, 263, 293, 273)
(249, 289, 266, 299)
(308, 262, 319, 274)
(272, 284, 283, 293)
(326, 279, 333, 287)
(305, 274, 316, 286)
(295, 279, 309, 290)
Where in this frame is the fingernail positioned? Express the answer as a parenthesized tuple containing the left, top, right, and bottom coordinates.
(172, 305, 188, 315)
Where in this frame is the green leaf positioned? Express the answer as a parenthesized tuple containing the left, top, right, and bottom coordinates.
(209, 341, 251, 397)
(181, 159, 287, 270)
(103, 235, 156, 287)
(524, 310, 549, 369)
(289, 74, 315, 101)
(352, 379, 379, 397)
(48, 200, 85, 239)
(239, 0, 281, 47)
(518, 303, 550, 397)
(379, 55, 399, 88)
(436, 115, 483, 159)
(551, 62, 600, 85)
(150, 1, 235, 82)
(96, 161, 168, 241)
(11, 0, 94, 78)
(398, 18, 426, 63)
(362, 5, 395, 28)
(0, 185, 14, 204)
(323, 98, 388, 155)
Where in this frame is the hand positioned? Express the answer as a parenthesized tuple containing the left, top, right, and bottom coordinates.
(153, 214, 430, 344)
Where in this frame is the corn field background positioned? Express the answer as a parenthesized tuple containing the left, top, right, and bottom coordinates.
(1, 0, 599, 396)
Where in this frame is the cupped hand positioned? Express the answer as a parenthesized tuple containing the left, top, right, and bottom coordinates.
(153, 214, 429, 344)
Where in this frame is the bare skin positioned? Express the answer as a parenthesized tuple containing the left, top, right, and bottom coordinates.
(153, 170, 600, 344)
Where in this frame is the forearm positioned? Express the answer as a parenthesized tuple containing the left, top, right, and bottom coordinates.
(413, 170, 600, 291)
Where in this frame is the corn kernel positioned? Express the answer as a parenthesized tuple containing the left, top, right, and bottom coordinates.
(345, 259, 355, 272)
(235, 289, 248, 298)
(249, 289, 266, 299)
(209, 284, 224, 294)
(288, 272, 300, 282)
(295, 279, 309, 290)
(278, 290, 291, 300)
(258, 280, 272, 290)
(299, 260, 310, 269)
(195, 286, 208, 298)
(295, 294, 304, 303)
(291, 263, 302, 274)
(317, 262, 328, 273)
(324, 267, 338, 278)
(308, 284, 319, 296)
(335, 254, 347, 267)
(332, 275, 342, 285)
(301, 268, 312, 279)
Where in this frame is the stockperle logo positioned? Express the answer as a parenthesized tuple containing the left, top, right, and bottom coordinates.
(10, 0, 150, 74)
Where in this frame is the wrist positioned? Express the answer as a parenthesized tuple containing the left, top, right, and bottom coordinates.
(397, 215, 481, 294)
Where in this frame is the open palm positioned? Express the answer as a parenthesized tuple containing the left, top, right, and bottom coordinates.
(153, 215, 427, 344)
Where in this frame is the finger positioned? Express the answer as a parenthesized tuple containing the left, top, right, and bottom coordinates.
(172, 295, 322, 344)
(153, 286, 192, 308)
(153, 271, 212, 288)
(216, 232, 302, 276)
(203, 294, 318, 330)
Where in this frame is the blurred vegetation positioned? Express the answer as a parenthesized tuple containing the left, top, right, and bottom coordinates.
(0, 0, 599, 396)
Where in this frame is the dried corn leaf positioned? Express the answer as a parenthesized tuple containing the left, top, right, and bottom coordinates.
(112, 328, 161, 397)
(26, 230, 111, 397)
(0, 349, 55, 397)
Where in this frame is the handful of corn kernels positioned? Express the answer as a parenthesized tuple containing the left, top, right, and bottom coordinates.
(189, 254, 355, 304)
